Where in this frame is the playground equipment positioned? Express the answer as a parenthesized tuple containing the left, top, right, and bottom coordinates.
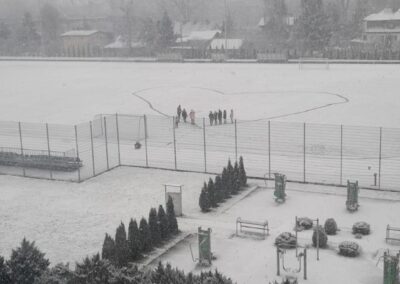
(274, 173, 287, 203)
(346, 180, 359, 212)
(386, 225, 400, 244)
(377, 251, 400, 284)
(236, 217, 269, 239)
(164, 184, 183, 216)
(190, 227, 212, 266)
(277, 247, 308, 280)
(295, 216, 320, 261)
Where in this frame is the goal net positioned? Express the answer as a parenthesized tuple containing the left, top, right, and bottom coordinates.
(299, 58, 330, 70)
(92, 114, 146, 142)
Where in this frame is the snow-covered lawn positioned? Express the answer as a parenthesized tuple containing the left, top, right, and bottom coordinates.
(0, 167, 214, 265)
(1, 166, 400, 283)
(1, 61, 399, 127)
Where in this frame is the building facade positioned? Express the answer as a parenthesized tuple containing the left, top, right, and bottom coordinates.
(61, 30, 111, 57)
(364, 8, 400, 48)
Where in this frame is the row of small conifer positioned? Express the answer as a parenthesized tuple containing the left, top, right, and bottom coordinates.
(199, 156, 247, 212)
(102, 196, 179, 267)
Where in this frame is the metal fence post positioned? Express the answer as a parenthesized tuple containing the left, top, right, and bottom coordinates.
(379, 127, 382, 189)
(235, 119, 238, 162)
(340, 124, 343, 185)
(89, 121, 96, 176)
(74, 125, 81, 182)
(268, 120, 271, 179)
(203, 118, 207, 172)
(18, 122, 26, 177)
(303, 122, 306, 183)
(46, 123, 53, 180)
(172, 116, 177, 170)
(144, 115, 149, 167)
(115, 113, 121, 166)
(103, 117, 109, 170)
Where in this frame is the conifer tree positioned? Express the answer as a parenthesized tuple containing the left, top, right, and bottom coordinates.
(221, 167, 230, 199)
(7, 238, 49, 284)
(149, 208, 162, 246)
(199, 186, 210, 212)
(207, 178, 217, 207)
(233, 161, 240, 194)
(214, 175, 224, 203)
(139, 217, 152, 252)
(0, 256, 11, 284)
(239, 156, 247, 187)
(115, 222, 129, 267)
(74, 253, 110, 282)
(101, 233, 116, 262)
(128, 219, 141, 261)
(227, 159, 234, 194)
(166, 196, 179, 234)
(157, 205, 169, 240)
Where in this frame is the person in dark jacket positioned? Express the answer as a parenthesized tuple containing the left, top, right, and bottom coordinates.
(223, 110, 227, 124)
(182, 108, 187, 123)
(209, 111, 214, 126)
(177, 105, 182, 122)
(213, 111, 218, 124)
(218, 109, 222, 125)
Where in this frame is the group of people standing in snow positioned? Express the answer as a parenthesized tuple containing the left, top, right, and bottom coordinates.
(176, 105, 196, 125)
(209, 109, 234, 126)
(176, 105, 234, 128)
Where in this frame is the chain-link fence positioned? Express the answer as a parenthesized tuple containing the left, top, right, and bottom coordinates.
(0, 114, 399, 191)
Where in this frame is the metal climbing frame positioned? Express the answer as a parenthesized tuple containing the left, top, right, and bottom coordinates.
(198, 227, 212, 266)
(274, 173, 287, 202)
(346, 180, 360, 212)
(295, 216, 320, 261)
(383, 251, 400, 284)
(277, 247, 308, 280)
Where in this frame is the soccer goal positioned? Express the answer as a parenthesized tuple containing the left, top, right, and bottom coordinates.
(92, 114, 146, 142)
(299, 57, 330, 70)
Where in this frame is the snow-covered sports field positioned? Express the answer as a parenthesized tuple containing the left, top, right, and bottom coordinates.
(0, 61, 399, 127)
(1, 61, 400, 283)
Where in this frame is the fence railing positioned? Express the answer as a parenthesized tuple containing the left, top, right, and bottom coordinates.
(0, 114, 399, 191)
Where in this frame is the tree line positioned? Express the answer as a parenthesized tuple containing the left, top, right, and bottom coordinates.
(102, 197, 179, 267)
(199, 156, 247, 212)
(0, 239, 233, 283)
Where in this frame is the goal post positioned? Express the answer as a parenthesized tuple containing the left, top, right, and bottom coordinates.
(299, 57, 330, 70)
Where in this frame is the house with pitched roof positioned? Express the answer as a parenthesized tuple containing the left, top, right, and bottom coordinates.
(61, 30, 111, 57)
(363, 8, 400, 47)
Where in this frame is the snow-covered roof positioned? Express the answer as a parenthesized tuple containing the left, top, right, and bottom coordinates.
(210, 39, 243, 50)
(104, 36, 145, 49)
(174, 22, 219, 37)
(61, 30, 99, 37)
(364, 8, 400, 21)
(176, 30, 221, 43)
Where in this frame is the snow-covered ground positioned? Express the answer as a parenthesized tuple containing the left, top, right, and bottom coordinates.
(0, 61, 399, 127)
(1, 166, 400, 283)
(1, 61, 400, 283)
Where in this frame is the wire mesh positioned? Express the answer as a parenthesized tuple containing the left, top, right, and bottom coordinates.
(0, 114, 398, 191)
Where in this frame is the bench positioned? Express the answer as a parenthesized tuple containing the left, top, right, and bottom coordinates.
(236, 217, 269, 239)
(386, 225, 400, 243)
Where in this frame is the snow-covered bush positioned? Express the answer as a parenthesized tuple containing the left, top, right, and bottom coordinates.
(324, 218, 338, 235)
(312, 225, 328, 248)
(338, 241, 361, 257)
(352, 222, 370, 235)
(296, 217, 313, 230)
(275, 232, 297, 249)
